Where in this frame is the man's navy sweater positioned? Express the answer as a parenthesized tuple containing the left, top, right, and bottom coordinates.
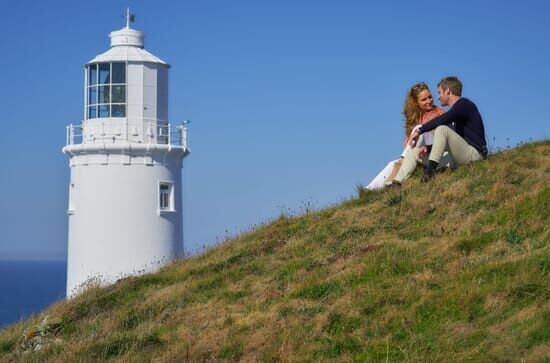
(419, 98, 487, 155)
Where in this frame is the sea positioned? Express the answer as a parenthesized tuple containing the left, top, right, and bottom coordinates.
(0, 260, 66, 329)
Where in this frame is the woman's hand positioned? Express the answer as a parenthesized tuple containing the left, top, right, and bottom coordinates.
(409, 129, 421, 147)
(418, 146, 428, 156)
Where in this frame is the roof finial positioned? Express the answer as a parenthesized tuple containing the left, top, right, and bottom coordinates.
(125, 8, 135, 29)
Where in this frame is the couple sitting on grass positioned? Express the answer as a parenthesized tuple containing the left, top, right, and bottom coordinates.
(366, 76, 488, 190)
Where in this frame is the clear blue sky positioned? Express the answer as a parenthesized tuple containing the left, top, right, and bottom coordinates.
(0, 0, 548, 260)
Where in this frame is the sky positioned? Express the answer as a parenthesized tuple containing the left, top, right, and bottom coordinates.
(0, 0, 548, 261)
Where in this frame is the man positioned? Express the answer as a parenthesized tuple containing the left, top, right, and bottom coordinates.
(391, 76, 487, 185)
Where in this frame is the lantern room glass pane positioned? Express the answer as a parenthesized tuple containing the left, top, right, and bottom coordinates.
(98, 63, 110, 84)
(98, 105, 109, 118)
(88, 86, 97, 105)
(112, 105, 125, 117)
(112, 85, 125, 103)
(112, 63, 126, 83)
(98, 85, 110, 103)
(88, 106, 97, 119)
(88, 65, 97, 86)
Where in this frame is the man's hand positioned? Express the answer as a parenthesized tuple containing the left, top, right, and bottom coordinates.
(409, 129, 421, 147)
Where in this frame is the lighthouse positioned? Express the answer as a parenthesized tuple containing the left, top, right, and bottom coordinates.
(63, 13, 190, 297)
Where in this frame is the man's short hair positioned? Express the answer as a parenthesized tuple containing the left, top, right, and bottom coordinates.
(438, 76, 463, 97)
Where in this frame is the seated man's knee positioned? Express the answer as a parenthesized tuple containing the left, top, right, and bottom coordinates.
(434, 125, 451, 137)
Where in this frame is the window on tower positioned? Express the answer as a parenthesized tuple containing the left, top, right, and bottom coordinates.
(159, 182, 174, 212)
(68, 182, 76, 214)
(86, 62, 126, 119)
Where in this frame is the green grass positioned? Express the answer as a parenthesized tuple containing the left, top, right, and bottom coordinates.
(0, 141, 549, 362)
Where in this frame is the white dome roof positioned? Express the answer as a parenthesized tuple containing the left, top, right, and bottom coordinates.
(110, 27, 144, 48)
(87, 26, 169, 66)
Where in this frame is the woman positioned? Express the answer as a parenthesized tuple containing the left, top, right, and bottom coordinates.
(365, 82, 444, 190)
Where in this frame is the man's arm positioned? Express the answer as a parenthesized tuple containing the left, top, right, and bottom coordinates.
(418, 104, 461, 134)
(409, 101, 464, 147)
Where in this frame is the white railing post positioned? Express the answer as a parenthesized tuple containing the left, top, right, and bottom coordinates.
(66, 125, 70, 145)
(168, 123, 171, 145)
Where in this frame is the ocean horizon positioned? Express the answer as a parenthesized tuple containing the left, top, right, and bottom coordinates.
(0, 260, 66, 329)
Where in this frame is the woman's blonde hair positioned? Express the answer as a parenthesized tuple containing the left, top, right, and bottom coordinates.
(403, 82, 430, 137)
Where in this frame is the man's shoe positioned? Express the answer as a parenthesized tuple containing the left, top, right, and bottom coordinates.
(420, 172, 434, 183)
(421, 160, 438, 183)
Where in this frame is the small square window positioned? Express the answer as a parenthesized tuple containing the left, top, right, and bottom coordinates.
(159, 182, 174, 212)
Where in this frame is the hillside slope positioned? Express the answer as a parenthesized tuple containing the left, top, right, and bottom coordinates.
(1, 141, 549, 362)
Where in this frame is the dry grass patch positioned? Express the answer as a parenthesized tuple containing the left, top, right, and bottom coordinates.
(1, 141, 548, 362)
(488, 306, 540, 335)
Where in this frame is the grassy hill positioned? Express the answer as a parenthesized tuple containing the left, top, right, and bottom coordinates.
(1, 141, 549, 362)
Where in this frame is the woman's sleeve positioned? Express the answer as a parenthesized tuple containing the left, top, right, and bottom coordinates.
(416, 125, 427, 147)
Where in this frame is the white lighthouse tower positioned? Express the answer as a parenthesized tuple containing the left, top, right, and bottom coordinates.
(63, 13, 190, 297)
